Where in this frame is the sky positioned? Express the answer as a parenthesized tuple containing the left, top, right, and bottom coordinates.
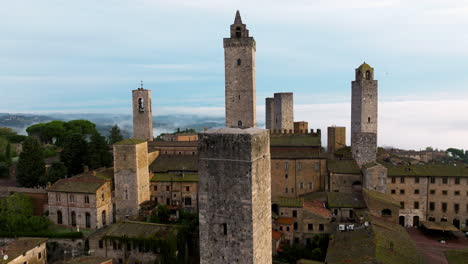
(0, 0, 468, 150)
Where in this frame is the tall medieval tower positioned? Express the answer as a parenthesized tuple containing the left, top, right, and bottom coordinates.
(273, 92, 294, 131)
(132, 87, 154, 141)
(198, 128, 272, 264)
(351, 63, 378, 166)
(224, 11, 256, 128)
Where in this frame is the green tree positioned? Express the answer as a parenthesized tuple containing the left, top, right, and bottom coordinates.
(17, 137, 45, 187)
(40, 162, 67, 186)
(150, 205, 170, 223)
(88, 132, 112, 169)
(108, 125, 124, 144)
(0, 193, 50, 232)
(61, 133, 88, 176)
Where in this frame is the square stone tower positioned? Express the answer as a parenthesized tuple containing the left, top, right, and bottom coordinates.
(113, 139, 150, 221)
(198, 128, 272, 264)
(224, 11, 256, 129)
(132, 87, 154, 141)
(265, 97, 275, 129)
(273, 92, 294, 131)
(327, 126, 346, 154)
(351, 63, 378, 166)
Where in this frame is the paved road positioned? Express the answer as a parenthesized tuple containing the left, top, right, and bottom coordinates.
(406, 228, 468, 264)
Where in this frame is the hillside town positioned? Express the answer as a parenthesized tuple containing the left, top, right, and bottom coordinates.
(0, 10, 467, 264)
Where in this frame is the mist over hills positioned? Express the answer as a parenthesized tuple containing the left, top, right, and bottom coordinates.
(0, 113, 225, 138)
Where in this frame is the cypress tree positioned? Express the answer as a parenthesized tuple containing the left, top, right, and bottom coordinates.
(61, 133, 88, 176)
(17, 137, 45, 187)
(108, 125, 124, 144)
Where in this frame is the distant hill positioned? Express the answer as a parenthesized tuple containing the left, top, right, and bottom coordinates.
(0, 113, 225, 138)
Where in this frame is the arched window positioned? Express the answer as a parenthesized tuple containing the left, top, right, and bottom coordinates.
(235, 27, 241, 37)
(238, 120, 242, 128)
(237, 59, 241, 65)
(356, 70, 362, 80)
(102, 210, 107, 226)
(57, 210, 62, 225)
(352, 181, 362, 191)
(368, 117, 371, 123)
(381, 209, 392, 217)
(138, 98, 145, 112)
(365, 70, 371, 80)
(71, 211, 77, 227)
(85, 212, 91, 228)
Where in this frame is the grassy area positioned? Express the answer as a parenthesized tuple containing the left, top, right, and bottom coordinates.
(445, 249, 468, 264)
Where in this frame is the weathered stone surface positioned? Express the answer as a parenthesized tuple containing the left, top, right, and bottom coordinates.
(273, 93, 294, 131)
(351, 132, 377, 167)
(265, 97, 275, 130)
(198, 128, 272, 264)
(327, 126, 346, 154)
(132, 89, 153, 141)
(113, 142, 150, 221)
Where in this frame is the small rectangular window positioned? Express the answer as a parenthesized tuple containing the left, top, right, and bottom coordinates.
(186, 186, 190, 192)
(223, 223, 227, 235)
(391, 177, 396, 183)
(308, 224, 313, 230)
(442, 202, 447, 212)
(99, 240, 104, 248)
(391, 189, 396, 194)
(285, 162, 289, 170)
(455, 191, 460, 196)
(442, 190, 448, 195)
(455, 178, 460, 184)
(400, 189, 405, 194)
(319, 224, 324, 231)
(415, 177, 420, 183)
(400, 202, 405, 209)
(430, 177, 435, 183)
(300, 182, 303, 189)
(429, 202, 435, 211)
(298, 162, 302, 170)
(414, 189, 420, 194)
(430, 190, 435, 195)
(442, 178, 448, 184)
(294, 222, 298, 230)
(292, 210, 297, 218)
(414, 201, 419, 209)
(400, 177, 405, 183)
(454, 204, 460, 212)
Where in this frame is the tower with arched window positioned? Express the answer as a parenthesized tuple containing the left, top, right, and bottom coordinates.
(351, 62, 378, 166)
(224, 10, 256, 128)
(132, 85, 154, 141)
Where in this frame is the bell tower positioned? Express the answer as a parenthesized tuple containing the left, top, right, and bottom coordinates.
(224, 10, 256, 128)
(132, 82, 154, 141)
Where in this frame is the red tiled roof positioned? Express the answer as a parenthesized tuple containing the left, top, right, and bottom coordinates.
(272, 230, 282, 241)
(304, 200, 332, 219)
(276, 217, 295, 225)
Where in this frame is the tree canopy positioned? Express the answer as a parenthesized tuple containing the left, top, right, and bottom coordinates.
(17, 137, 45, 187)
(108, 125, 124, 144)
(26, 120, 97, 145)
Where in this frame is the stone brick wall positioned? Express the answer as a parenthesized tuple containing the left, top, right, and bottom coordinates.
(363, 164, 387, 193)
(294, 122, 308, 133)
(150, 181, 198, 211)
(329, 173, 363, 193)
(273, 93, 294, 131)
(327, 126, 346, 154)
(265, 97, 275, 129)
(351, 78, 378, 136)
(351, 132, 377, 167)
(271, 159, 325, 201)
(113, 142, 150, 221)
(132, 89, 153, 141)
(198, 128, 271, 264)
(224, 36, 256, 128)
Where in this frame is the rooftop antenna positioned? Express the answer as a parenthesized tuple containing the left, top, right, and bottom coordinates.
(140, 80, 144, 89)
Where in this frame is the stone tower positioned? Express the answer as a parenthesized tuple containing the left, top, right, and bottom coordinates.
(132, 87, 154, 141)
(224, 11, 256, 128)
(351, 62, 378, 166)
(327, 126, 346, 154)
(265, 97, 275, 129)
(199, 128, 272, 264)
(273, 92, 294, 131)
(113, 139, 150, 221)
(351, 63, 378, 135)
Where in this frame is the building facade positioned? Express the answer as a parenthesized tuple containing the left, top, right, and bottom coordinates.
(224, 11, 256, 128)
(273, 92, 294, 131)
(327, 126, 346, 154)
(47, 172, 113, 229)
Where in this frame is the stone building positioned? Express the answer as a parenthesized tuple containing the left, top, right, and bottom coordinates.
(198, 128, 271, 264)
(149, 155, 198, 212)
(224, 11, 256, 128)
(294, 121, 308, 133)
(0, 238, 47, 264)
(265, 97, 275, 130)
(132, 87, 153, 141)
(89, 221, 184, 264)
(386, 164, 468, 229)
(327, 126, 346, 154)
(362, 162, 387, 193)
(47, 172, 113, 229)
(148, 141, 198, 155)
(327, 160, 362, 193)
(273, 92, 294, 131)
(113, 139, 151, 221)
(160, 133, 198, 142)
(274, 197, 333, 245)
(351, 63, 378, 167)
